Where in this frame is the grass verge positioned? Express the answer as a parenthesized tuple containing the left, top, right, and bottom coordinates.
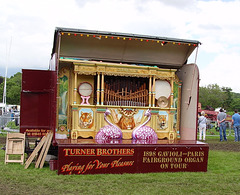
(0, 135, 240, 195)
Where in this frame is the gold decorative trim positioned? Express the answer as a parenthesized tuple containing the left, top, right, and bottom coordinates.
(69, 60, 177, 78)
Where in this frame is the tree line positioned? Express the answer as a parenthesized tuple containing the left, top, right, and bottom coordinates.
(0, 72, 21, 105)
(1, 73, 240, 114)
(199, 84, 240, 114)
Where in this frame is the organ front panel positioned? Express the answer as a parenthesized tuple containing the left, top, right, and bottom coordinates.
(57, 59, 181, 140)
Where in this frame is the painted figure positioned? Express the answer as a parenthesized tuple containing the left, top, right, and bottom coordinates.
(95, 109, 123, 140)
(79, 112, 93, 128)
(132, 109, 158, 140)
(158, 114, 167, 129)
(116, 108, 138, 129)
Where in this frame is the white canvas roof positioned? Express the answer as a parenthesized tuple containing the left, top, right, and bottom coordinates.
(52, 27, 200, 69)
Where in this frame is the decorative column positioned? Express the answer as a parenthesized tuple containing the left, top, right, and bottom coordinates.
(168, 77, 175, 141)
(72, 71, 78, 131)
(152, 76, 156, 107)
(148, 76, 152, 107)
(101, 74, 104, 105)
(170, 78, 174, 108)
(177, 82, 182, 139)
(97, 72, 100, 105)
(74, 72, 77, 105)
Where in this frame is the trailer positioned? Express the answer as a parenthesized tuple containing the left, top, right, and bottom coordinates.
(20, 27, 208, 174)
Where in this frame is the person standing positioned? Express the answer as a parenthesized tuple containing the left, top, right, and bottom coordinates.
(217, 108, 227, 141)
(232, 109, 240, 142)
(198, 111, 207, 141)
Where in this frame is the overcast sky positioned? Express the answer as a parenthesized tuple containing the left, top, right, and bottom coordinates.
(0, 0, 240, 92)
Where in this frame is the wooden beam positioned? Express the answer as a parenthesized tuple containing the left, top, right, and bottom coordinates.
(35, 132, 52, 168)
(39, 132, 53, 168)
(24, 135, 47, 169)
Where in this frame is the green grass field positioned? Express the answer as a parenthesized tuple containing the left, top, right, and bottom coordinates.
(0, 133, 240, 195)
